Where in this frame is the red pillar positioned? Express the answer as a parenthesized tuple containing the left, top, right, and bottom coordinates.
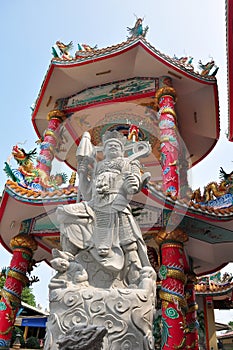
(155, 229, 188, 350)
(0, 235, 37, 348)
(36, 109, 66, 188)
(155, 77, 179, 198)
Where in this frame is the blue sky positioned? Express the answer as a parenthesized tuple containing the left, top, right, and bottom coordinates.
(0, 0, 233, 322)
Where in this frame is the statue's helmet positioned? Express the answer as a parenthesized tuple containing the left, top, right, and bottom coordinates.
(102, 130, 126, 150)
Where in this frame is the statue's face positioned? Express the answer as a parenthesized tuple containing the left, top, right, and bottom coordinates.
(104, 140, 123, 159)
(97, 247, 110, 257)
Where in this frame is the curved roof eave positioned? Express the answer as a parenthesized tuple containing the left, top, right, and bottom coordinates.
(1, 182, 232, 274)
(31, 37, 219, 138)
(142, 186, 233, 223)
(2, 180, 233, 223)
(30, 38, 220, 176)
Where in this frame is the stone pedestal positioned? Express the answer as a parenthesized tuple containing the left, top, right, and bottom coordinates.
(44, 250, 156, 350)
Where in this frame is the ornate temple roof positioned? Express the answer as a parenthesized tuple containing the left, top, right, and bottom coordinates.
(31, 36, 220, 175)
(146, 183, 233, 219)
(3, 179, 233, 218)
(1, 177, 232, 275)
(195, 270, 233, 310)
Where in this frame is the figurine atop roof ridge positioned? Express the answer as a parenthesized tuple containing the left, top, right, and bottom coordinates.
(127, 16, 149, 39)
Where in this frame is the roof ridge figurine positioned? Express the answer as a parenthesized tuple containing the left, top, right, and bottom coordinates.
(127, 16, 149, 39)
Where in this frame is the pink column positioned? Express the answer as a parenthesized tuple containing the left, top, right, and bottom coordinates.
(155, 77, 179, 198)
(36, 110, 66, 187)
(155, 229, 188, 350)
(0, 235, 37, 348)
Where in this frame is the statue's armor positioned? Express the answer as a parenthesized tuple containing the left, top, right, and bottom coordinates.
(89, 157, 140, 211)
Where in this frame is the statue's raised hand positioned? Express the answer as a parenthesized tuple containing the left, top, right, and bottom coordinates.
(123, 171, 140, 194)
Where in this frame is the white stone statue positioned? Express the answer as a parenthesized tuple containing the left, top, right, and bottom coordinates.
(45, 130, 156, 350)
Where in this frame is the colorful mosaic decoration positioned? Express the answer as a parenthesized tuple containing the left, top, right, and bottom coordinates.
(56, 77, 158, 111)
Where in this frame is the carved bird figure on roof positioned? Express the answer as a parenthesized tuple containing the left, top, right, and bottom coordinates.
(187, 57, 193, 65)
(127, 17, 149, 38)
(198, 59, 219, 76)
(56, 40, 73, 55)
(53, 41, 74, 60)
(82, 43, 98, 51)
